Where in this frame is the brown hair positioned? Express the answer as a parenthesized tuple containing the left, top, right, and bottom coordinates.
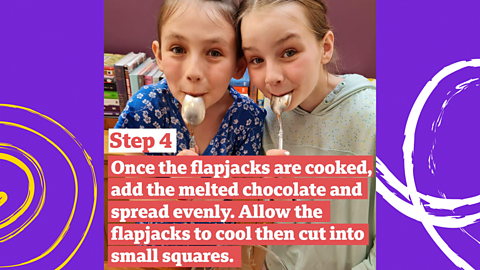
(156, 0, 243, 58)
(236, 0, 339, 73)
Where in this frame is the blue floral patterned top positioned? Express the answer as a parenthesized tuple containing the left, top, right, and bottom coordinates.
(115, 79, 266, 156)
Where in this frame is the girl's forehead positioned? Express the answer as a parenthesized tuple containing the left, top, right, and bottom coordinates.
(242, 3, 312, 37)
(246, 3, 310, 28)
(167, 1, 231, 28)
(161, 1, 236, 44)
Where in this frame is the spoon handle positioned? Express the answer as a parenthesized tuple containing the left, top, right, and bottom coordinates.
(189, 135, 196, 150)
(277, 114, 283, 150)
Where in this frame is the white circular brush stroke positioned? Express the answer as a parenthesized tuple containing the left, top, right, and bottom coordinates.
(378, 59, 480, 270)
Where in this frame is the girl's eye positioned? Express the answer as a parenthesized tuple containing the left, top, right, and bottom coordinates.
(171, 46, 185, 54)
(208, 50, 222, 57)
(282, 49, 297, 58)
(250, 58, 264, 65)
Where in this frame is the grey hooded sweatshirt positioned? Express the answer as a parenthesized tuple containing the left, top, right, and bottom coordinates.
(263, 74, 376, 270)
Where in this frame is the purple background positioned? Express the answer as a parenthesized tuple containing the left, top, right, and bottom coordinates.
(377, 0, 480, 269)
(0, 0, 103, 269)
(104, 0, 376, 78)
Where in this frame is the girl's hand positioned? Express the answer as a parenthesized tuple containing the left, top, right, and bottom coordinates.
(266, 149, 290, 156)
(177, 145, 199, 156)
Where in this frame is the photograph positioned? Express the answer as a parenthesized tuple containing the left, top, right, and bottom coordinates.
(104, 0, 375, 269)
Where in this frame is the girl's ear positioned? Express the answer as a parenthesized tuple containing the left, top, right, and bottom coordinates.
(152, 40, 164, 71)
(320, 31, 334, 65)
(233, 56, 247, 79)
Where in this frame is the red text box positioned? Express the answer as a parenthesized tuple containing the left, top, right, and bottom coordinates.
(108, 156, 374, 178)
(108, 178, 368, 199)
(108, 224, 369, 245)
(108, 201, 331, 223)
(108, 245, 241, 268)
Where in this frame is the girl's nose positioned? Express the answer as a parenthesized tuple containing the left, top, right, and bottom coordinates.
(186, 72, 201, 82)
(185, 56, 203, 82)
(265, 64, 284, 86)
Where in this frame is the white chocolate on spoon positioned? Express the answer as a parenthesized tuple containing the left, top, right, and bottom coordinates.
(270, 92, 292, 150)
(181, 94, 206, 150)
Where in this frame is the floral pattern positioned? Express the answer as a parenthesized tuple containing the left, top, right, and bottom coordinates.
(115, 79, 266, 156)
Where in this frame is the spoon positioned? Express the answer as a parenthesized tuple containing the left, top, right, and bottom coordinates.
(270, 92, 292, 150)
(181, 94, 206, 150)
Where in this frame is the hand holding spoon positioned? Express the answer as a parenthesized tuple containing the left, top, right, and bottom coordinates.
(270, 92, 292, 150)
(181, 94, 206, 150)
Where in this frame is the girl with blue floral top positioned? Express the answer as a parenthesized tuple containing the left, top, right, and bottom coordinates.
(115, 2, 265, 260)
(115, 0, 266, 157)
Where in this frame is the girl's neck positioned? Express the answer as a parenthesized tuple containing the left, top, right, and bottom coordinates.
(299, 73, 344, 113)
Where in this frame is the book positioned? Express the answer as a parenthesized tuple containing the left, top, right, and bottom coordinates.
(104, 105, 121, 112)
(104, 53, 125, 76)
(249, 81, 258, 103)
(136, 60, 156, 93)
(129, 58, 155, 95)
(104, 110, 120, 116)
(104, 91, 119, 99)
(104, 75, 115, 84)
(104, 83, 116, 91)
(104, 53, 113, 75)
(104, 98, 120, 106)
(104, 75, 116, 90)
(124, 53, 147, 99)
(114, 52, 136, 110)
(144, 64, 159, 85)
(257, 90, 265, 108)
(152, 70, 164, 84)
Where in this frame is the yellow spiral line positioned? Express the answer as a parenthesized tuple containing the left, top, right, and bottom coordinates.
(0, 192, 7, 207)
(0, 145, 45, 241)
(0, 104, 97, 269)
(0, 153, 35, 228)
